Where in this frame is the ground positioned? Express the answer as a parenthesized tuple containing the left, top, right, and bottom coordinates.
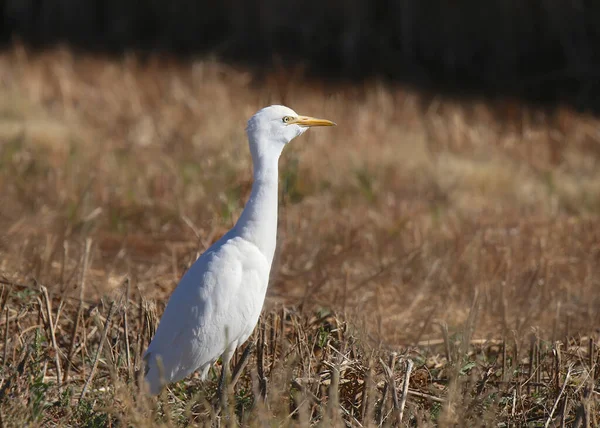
(0, 45, 598, 426)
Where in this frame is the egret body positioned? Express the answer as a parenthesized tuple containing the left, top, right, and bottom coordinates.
(143, 105, 335, 395)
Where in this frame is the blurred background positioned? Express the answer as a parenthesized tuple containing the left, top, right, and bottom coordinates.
(3, 0, 600, 111)
(1, 0, 599, 346)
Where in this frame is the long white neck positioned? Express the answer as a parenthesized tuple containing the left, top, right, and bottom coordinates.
(233, 142, 282, 263)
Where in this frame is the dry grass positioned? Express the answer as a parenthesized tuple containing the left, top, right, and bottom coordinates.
(0, 45, 599, 426)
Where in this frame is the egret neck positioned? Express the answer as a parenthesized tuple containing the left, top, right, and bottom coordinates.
(233, 139, 283, 263)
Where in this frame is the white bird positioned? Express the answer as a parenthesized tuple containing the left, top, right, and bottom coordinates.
(143, 105, 335, 395)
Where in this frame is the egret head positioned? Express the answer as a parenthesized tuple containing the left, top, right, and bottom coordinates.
(246, 105, 335, 157)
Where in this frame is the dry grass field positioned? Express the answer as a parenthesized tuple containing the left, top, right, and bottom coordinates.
(0, 45, 599, 426)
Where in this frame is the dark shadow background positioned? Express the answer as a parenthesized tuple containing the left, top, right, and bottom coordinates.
(2, 0, 600, 112)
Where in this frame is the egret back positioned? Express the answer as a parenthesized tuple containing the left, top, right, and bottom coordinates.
(143, 236, 271, 394)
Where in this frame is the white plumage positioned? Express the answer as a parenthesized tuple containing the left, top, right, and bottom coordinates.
(143, 105, 335, 395)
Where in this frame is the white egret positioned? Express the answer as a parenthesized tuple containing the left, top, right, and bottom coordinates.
(143, 105, 335, 395)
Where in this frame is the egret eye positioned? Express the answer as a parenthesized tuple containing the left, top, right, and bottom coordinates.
(282, 116, 294, 124)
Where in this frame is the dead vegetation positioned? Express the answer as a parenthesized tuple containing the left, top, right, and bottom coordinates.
(0, 45, 599, 425)
(0, 277, 598, 426)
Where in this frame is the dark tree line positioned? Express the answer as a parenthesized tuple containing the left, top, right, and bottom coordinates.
(2, 0, 600, 111)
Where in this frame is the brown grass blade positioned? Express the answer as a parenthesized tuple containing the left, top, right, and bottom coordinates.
(40, 285, 62, 389)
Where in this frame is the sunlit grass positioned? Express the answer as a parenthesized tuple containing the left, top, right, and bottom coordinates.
(0, 45, 598, 425)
